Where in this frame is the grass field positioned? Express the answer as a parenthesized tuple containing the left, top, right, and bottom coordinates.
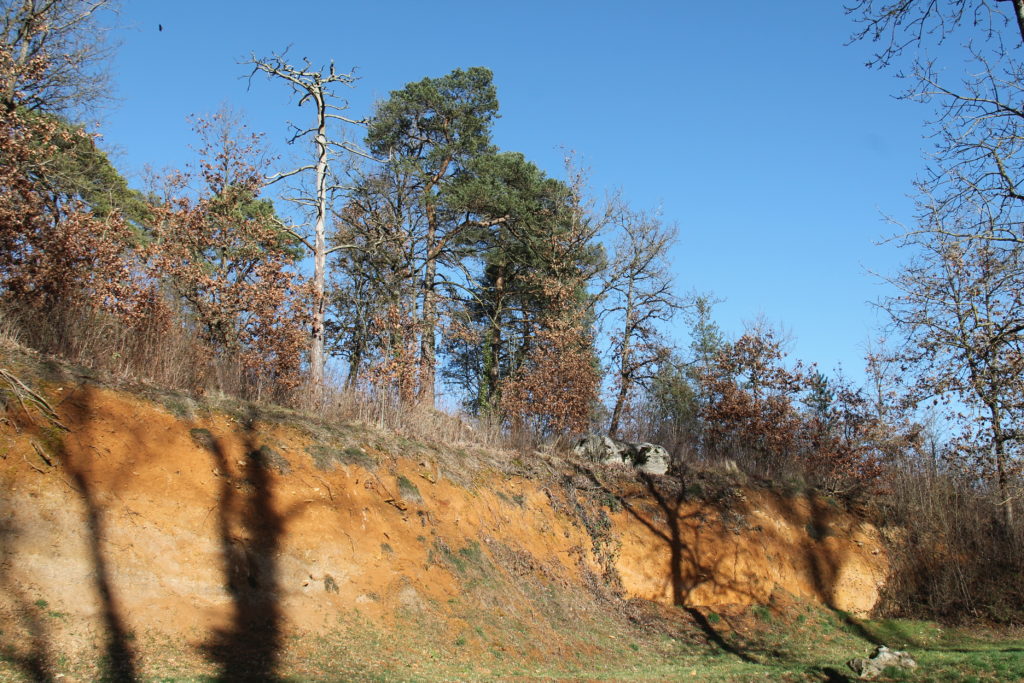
(3, 600, 1021, 682)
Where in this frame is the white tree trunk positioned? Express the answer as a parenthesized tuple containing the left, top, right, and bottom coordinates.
(310, 92, 328, 390)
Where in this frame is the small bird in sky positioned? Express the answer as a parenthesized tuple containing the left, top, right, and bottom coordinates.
(158, 24, 163, 32)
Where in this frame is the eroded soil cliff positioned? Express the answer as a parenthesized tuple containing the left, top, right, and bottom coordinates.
(0, 354, 888, 680)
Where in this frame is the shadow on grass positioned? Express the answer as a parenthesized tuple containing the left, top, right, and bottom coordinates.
(942, 646, 1024, 653)
(814, 665, 854, 682)
(833, 609, 886, 647)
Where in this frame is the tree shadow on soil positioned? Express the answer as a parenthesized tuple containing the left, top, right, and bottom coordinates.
(57, 386, 140, 681)
(66, 467, 139, 681)
(0, 502, 56, 682)
(576, 463, 895, 679)
(757, 491, 887, 650)
(577, 466, 757, 663)
(50, 384, 330, 682)
(198, 407, 285, 682)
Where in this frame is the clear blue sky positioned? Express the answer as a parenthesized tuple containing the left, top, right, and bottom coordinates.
(97, 0, 933, 383)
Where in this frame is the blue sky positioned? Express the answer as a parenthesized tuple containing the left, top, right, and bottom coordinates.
(97, 1, 935, 382)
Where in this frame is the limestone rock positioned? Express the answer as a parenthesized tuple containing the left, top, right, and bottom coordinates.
(572, 435, 669, 475)
(847, 645, 918, 680)
(633, 442, 669, 475)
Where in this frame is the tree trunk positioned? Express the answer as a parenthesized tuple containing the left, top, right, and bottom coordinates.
(345, 343, 363, 390)
(418, 204, 438, 407)
(1009, 0, 1024, 44)
(609, 335, 633, 439)
(310, 91, 328, 391)
(990, 406, 1016, 531)
(480, 263, 505, 415)
(609, 291, 636, 439)
(995, 438, 1015, 530)
(419, 269, 436, 407)
(609, 381, 629, 439)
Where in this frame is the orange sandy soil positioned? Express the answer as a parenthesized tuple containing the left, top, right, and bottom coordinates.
(0, 360, 888, 681)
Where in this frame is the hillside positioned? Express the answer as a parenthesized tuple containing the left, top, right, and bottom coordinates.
(1, 344, 1020, 682)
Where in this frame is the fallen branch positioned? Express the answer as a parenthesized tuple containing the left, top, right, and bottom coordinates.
(0, 368, 69, 431)
(30, 441, 53, 467)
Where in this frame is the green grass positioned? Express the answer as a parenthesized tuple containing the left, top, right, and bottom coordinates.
(0, 608, 1020, 681)
(304, 443, 377, 471)
(397, 474, 422, 502)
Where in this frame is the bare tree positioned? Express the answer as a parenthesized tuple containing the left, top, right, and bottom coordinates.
(847, 1, 1024, 248)
(882, 231, 1024, 528)
(849, 0, 1024, 532)
(599, 206, 682, 438)
(902, 52, 1024, 248)
(847, 0, 1024, 68)
(245, 51, 370, 389)
(0, 0, 118, 116)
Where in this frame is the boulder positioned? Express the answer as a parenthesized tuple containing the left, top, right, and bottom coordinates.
(633, 442, 670, 475)
(847, 646, 917, 680)
(572, 435, 669, 476)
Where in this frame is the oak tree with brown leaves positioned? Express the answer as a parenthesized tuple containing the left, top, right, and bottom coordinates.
(151, 109, 307, 395)
(0, 99, 145, 322)
(1, 0, 118, 116)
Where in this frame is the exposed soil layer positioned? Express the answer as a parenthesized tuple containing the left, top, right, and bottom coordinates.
(0, 367, 888, 679)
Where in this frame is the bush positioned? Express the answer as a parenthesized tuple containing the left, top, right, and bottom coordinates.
(876, 459, 1024, 624)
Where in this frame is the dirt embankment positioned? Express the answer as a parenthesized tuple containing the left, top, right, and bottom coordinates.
(0, 374, 888, 677)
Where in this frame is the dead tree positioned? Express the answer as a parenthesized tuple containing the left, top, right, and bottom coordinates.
(245, 51, 371, 389)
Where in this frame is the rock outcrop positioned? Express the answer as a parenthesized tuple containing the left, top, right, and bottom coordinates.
(572, 434, 670, 475)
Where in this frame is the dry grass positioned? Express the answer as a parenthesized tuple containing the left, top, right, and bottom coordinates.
(316, 380, 507, 451)
(1, 299, 529, 465)
(875, 457, 1024, 624)
(5, 300, 220, 392)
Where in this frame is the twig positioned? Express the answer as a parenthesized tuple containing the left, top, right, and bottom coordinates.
(30, 441, 53, 467)
(314, 475, 335, 502)
(21, 451, 45, 475)
(341, 529, 355, 554)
